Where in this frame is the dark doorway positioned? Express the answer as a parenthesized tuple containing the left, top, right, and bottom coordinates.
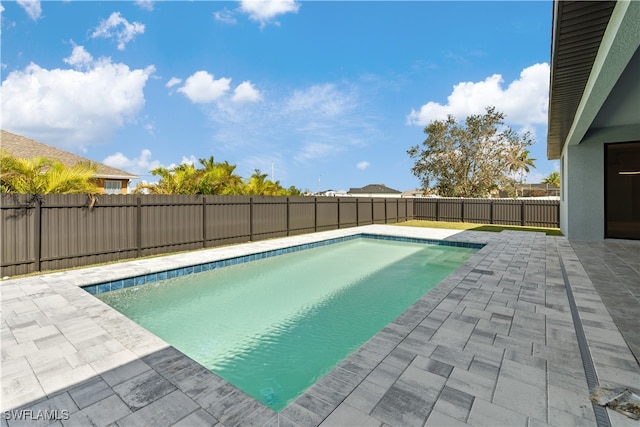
(605, 141, 640, 239)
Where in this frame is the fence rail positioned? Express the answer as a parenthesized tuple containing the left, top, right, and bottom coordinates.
(1, 194, 559, 277)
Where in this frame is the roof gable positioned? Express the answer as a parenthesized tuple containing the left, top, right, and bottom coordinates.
(1, 130, 138, 179)
(348, 184, 401, 194)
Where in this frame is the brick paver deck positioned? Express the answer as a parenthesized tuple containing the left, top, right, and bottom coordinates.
(1, 225, 638, 426)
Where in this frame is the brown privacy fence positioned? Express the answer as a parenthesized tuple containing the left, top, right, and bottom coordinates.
(413, 197, 560, 228)
(1, 194, 559, 277)
(0, 194, 413, 277)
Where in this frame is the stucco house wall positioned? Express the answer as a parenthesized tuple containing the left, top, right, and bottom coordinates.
(549, 0, 640, 240)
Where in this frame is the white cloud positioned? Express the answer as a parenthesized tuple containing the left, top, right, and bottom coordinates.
(17, 0, 41, 20)
(103, 149, 161, 175)
(166, 77, 182, 88)
(168, 155, 197, 169)
(285, 83, 354, 118)
(92, 12, 145, 51)
(142, 116, 155, 136)
(63, 45, 94, 69)
(239, 0, 299, 27)
(196, 81, 378, 173)
(214, 8, 237, 24)
(294, 142, 344, 162)
(135, 0, 154, 11)
(356, 161, 370, 171)
(407, 63, 550, 128)
(181, 155, 197, 166)
(232, 81, 261, 103)
(0, 46, 155, 150)
(525, 171, 545, 184)
(177, 71, 231, 104)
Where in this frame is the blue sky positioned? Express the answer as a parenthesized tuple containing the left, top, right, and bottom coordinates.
(1, 0, 556, 192)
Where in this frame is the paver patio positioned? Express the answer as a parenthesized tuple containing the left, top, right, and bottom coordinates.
(1, 225, 638, 426)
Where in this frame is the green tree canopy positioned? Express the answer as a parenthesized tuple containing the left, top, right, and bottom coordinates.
(542, 171, 560, 187)
(0, 151, 100, 194)
(407, 107, 534, 197)
(133, 158, 302, 196)
(508, 149, 537, 196)
(132, 163, 198, 195)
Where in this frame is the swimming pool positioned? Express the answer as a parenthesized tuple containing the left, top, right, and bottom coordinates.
(95, 236, 478, 410)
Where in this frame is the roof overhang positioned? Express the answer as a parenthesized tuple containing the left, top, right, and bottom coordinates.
(95, 174, 139, 180)
(547, 0, 639, 160)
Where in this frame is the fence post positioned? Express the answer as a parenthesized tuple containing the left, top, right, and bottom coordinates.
(384, 198, 388, 224)
(34, 197, 42, 272)
(356, 199, 359, 226)
(435, 199, 439, 222)
(371, 198, 374, 224)
(521, 200, 526, 226)
(202, 197, 207, 248)
(249, 197, 254, 241)
(490, 200, 494, 224)
(337, 198, 341, 229)
(136, 197, 142, 258)
(314, 197, 318, 232)
(286, 197, 290, 236)
(461, 199, 465, 223)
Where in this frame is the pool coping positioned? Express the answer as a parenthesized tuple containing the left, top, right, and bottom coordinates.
(2, 225, 638, 426)
(82, 232, 485, 295)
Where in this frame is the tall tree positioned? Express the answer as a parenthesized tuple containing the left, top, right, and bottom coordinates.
(0, 151, 99, 194)
(516, 150, 536, 181)
(542, 171, 560, 187)
(134, 164, 200, 194)
(197, 157, 244, 195)
(133, 161, 303, 196)
(508, 148, 537, 196)
(243, 169, 286, 196)
(408, 107, 534, 197)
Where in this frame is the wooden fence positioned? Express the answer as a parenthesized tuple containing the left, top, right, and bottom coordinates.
(413, 197, 560, 228)
(0, 194, 413, 277)
(1, 195, 560, 277)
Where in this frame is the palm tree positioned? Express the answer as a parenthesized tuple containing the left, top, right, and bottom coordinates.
(517, 150, 536, 182)
(243, 169, 296, 196)
(0, 151, 99, 194)
(508, 148, 536, 196)
(133, 160, 302, 196)
(542, 171, 560, 187)
(198, 157, 244, 195)
(133, 164, 200, 194)
(243, 169, 270, 195)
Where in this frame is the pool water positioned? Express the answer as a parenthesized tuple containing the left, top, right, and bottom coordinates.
(97, 238, 476, 410)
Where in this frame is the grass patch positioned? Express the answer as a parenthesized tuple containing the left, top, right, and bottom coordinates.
(396, 220, 563, 236)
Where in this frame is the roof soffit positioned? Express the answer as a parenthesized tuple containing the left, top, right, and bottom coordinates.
(547, 1, 616, 160)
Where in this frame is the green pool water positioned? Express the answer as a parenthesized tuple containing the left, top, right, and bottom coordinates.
(97, 238, 476, 410)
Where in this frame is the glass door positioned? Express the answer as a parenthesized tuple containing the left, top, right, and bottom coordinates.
(605, 141, 640, 239)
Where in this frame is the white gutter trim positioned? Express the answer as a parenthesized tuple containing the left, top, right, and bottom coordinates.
(96, 175, 139, 180)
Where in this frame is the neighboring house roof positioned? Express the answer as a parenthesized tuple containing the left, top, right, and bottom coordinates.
(547, 1, 639, 160)
(0, 130, 138, 180)
(348, 184, 401, 194)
